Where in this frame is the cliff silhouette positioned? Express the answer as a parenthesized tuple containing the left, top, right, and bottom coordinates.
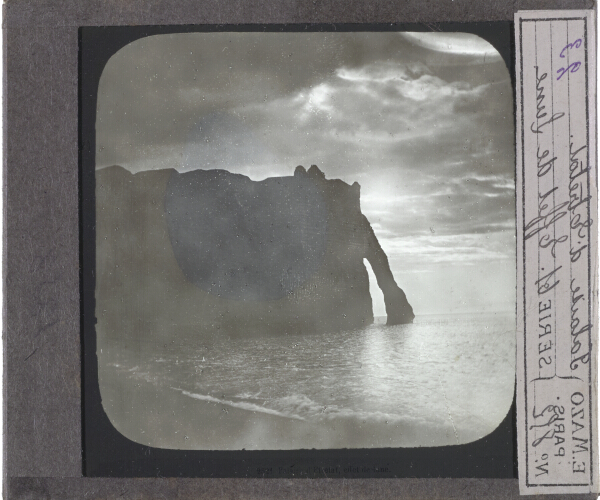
(95, 165, 413, 343)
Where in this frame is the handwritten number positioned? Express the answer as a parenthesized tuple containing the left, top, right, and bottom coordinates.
(560, 39, 582, 58)
(556, 62, 581, 80)
(557, 39, 582, 81)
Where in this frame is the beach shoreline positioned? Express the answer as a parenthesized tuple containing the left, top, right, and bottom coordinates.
(99, 365, 464, 450)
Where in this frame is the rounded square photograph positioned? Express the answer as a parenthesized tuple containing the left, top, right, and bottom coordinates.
(91, 30, 516, 452)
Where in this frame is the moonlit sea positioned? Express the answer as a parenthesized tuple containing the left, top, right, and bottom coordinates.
(98, 312, 516, 450)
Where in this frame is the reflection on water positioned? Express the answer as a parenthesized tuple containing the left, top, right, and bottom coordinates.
(98, 312, 515, 449)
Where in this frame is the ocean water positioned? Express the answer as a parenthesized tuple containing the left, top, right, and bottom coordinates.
(98, 312, 515, 449)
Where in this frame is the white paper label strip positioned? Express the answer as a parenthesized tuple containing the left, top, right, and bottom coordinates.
(515, 10, 598, 495)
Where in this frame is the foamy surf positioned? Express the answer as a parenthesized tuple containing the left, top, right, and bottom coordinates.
(177, 389, 420, 427)
(174, 388, 306, 420)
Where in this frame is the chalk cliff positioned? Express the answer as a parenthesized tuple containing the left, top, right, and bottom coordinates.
(95, 165, 413, 343)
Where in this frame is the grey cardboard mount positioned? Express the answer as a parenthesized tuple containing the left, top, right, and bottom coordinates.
(3, 0, 596, 498)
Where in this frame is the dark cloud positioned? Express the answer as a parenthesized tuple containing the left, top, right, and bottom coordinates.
(97, 32, 426, 157)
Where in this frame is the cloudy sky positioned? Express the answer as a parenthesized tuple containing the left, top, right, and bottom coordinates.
(96, 31, 516, 316)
